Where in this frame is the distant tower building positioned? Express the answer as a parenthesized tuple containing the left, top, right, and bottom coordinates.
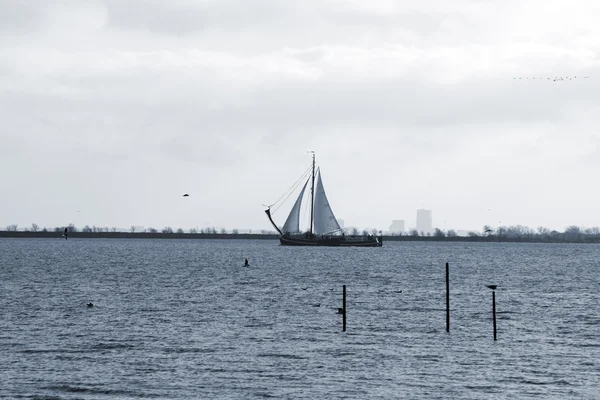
(416, 209, 433, 234)
(337, 219, 345, 229)
(389, 220, 405, 233)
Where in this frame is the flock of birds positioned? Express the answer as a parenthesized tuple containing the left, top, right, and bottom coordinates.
(513, 76, 590, 82)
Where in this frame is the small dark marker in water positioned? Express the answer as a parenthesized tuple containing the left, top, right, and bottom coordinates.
(244, 259, 249, 266)
(87, 303, 94, 308)
(313, 304, 320, 307)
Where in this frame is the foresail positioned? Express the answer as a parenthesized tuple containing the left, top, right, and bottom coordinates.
(313, 169, 341, 234)
(282, 178, 309, 234)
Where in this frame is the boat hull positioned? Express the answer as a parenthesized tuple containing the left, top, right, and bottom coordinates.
(280, 234, 382, 247)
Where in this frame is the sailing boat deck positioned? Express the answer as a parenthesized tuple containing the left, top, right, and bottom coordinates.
(265, 153, 382, 247)
(280, 233, 382, 247)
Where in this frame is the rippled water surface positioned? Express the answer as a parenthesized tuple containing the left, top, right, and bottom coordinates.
(1, 238, 599, 399)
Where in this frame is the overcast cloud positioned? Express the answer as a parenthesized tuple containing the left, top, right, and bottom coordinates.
(1, 0, 599, 232)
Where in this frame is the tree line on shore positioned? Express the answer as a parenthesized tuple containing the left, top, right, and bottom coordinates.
(390, 224, 600, 242)
(2, 223, 273, 235)
(2, 223, 600, 242)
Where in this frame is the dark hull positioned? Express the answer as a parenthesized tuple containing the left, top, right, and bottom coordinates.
(280, 234, 382, 247)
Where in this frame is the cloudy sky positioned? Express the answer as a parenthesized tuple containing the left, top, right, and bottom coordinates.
(1, 0, 599, 232)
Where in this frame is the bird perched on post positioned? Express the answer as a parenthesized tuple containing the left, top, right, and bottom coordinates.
(486, 285, 497, 290)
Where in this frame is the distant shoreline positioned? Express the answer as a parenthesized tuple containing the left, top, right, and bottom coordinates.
(1, 231, 600, 243)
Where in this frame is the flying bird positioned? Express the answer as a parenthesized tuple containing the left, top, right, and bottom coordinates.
(182, 194, 189, 197)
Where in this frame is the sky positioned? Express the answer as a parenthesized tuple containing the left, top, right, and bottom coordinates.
(1, 0, 599, 233)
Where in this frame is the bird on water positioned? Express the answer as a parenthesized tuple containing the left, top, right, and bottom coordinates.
(87, 303, 94, 308)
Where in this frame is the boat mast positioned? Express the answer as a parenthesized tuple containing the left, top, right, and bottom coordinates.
(309, 151, 315, 235)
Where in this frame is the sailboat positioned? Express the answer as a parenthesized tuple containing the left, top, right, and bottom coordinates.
(265, 153, 382, 247)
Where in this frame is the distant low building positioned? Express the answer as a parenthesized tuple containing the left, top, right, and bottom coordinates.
(389, 220, 405, 233)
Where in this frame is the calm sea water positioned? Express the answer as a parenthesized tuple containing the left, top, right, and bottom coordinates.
(1, 238, 599, 399)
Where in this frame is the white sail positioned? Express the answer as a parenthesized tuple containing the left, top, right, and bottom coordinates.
(313, 169, 341, 234)
(282, 178, 309, 234)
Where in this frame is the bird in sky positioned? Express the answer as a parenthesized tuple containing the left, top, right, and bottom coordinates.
(183, 194, 189, 197)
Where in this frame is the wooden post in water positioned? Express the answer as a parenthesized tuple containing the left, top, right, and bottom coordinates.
(342, 285, 347, 332)
(446, 262, 450, 333)
(492, 290, 497, 341)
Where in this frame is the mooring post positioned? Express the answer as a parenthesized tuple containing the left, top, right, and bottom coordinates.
(342, 285, 347, 332)
(446, 262, 450, 333)
(492, 289, 497, 341)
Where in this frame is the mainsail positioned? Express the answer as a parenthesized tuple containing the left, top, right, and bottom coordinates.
(313, 169, 341, 234)
(281, 178, 309, 234)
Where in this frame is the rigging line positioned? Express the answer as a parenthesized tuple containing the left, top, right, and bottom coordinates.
(272, 175, 311, 215)
(272, 173, 310, 215)
(268, 164, 312, 210)
(269, 164, 312, 212)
